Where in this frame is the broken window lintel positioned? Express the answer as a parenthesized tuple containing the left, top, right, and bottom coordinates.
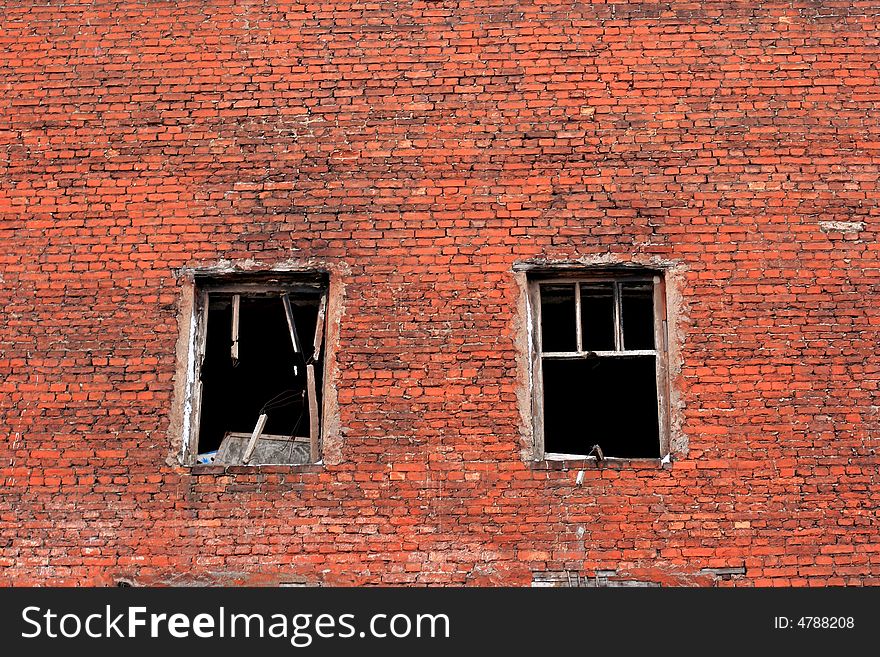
(193, 270, 329, 291)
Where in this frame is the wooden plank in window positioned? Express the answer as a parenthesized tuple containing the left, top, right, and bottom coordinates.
(306, 363, 320, 462)
(281, 293, 301, 354)
(231, 294, 240, 365)
(242, 412, 269, 464)
(312, 294, 327, 361)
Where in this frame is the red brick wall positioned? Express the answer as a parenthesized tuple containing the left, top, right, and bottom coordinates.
(2, 0, 879, 586)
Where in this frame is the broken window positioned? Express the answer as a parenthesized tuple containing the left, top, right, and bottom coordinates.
(186, 272, 328, 466)
(530, 272, 669, 460)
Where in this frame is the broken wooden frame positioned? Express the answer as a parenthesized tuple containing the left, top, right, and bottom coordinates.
(185, 271, 329, 466)
(230, 294, 241, 365)
(528, 270, 670, 461)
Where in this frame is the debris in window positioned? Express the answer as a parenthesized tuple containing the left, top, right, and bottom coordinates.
(242, 412, 269, 464)
(214, 433, 311, 466)
(196, 451, 217, 464)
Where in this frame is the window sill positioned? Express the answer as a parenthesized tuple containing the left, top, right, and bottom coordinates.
(532, 453, 672, 471)
(186, 462, 324, 476)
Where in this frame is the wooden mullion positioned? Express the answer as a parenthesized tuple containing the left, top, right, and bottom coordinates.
(542, 349, 656, 359)
(306, 364, 320, 462)
(613, 282, 623, 351)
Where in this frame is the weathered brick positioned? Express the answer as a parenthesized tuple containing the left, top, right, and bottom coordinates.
(0, 0, 878, 587)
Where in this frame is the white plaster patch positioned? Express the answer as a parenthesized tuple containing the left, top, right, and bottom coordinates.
(819, 221, 865, 233)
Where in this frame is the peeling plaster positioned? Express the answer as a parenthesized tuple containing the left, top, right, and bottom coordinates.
(818, 221, 865, 233)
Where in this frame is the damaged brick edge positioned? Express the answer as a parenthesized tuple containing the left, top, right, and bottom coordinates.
(699, 566, 747, 582)
(111, 572, 324, 587)
(512, 254, 690, 466)
(531, 570, 661, 588)
(532, 565, 746, 587)
(166, 258, 348, 471)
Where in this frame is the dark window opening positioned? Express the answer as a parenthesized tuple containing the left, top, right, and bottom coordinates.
(532, 273, 667, 460)
(540, 284, 577, 352)
(620, 282, 655, 350)
(542, 357, 659, 458)
(189, 273, 328, 466)
(579, 283, 615, 351)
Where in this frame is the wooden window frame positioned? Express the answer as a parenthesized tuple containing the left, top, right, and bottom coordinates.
(182, 272, 329, 466)
(528, 270, 670, 461)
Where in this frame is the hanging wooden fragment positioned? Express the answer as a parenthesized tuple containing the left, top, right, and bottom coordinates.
(231, 294, 240, 366)
(197, 292, 210, 369)
(281, 293, 301, 354)
(312, 294, 327, 362)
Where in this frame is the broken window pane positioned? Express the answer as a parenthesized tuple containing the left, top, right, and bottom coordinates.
(540, 284, 576, 352)
(579, 283, 615, 351)
(621, 282, 654, 350)
(195, 289, 324, 465)
(542, 356, 660, 458)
